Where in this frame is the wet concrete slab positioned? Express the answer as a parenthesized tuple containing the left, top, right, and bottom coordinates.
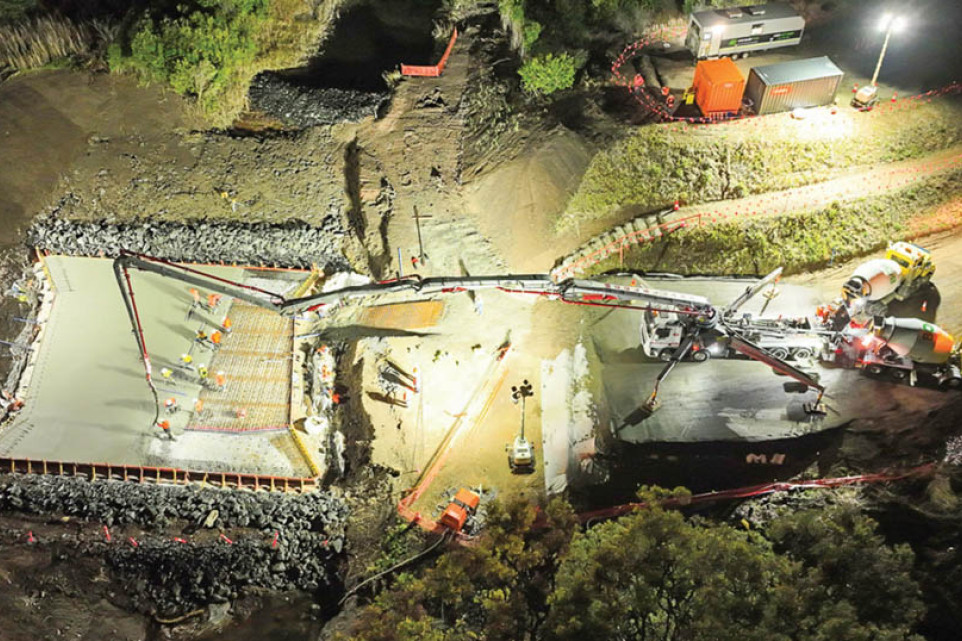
(0, 256, 307, 476)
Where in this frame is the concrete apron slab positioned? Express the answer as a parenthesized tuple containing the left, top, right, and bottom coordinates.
(0, 255, 310, 477)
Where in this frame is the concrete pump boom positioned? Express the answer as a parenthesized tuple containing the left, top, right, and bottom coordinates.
(113, 251, 717, 318)
(113, 251, 823, 426)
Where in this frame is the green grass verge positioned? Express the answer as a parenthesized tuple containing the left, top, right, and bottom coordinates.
(559, 102, 962, 233)
(584, 166, 962, 277)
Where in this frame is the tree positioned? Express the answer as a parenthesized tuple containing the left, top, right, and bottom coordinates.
(545, 490, 788, 641)
(518, 52, 577, 96)
(341, 493, 924, 641)
(341, 495, 577, 641)
(545, 496, 925, 641)
(766, 504, 925, 640)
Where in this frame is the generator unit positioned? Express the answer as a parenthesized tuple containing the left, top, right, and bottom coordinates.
(686, 3, 804, 59)
(692, 57, 746, 116)
(745, 56, 844, 115)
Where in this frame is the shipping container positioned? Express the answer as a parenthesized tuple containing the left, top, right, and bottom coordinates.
(745, 56, 844, 115)
(693, 57, 746, 116)
(686, 3, 804, 59)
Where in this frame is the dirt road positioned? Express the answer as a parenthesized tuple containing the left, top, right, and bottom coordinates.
(671, 144, 962, 227)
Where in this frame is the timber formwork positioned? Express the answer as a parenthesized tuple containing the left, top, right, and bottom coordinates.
(0, 456, 318, 492)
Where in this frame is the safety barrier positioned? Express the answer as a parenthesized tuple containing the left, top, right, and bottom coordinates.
(401, 28, 458, 77)
(574, 463, 935, 524)
(551, 209, 699, 281)
(0, 456, 319, 492)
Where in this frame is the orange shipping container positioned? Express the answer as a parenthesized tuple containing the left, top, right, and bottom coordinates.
(693, 58, 745, 116)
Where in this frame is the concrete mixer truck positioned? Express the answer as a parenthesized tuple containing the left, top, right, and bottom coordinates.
(851, 317, 961, 389)
(841, 242, 935, 319)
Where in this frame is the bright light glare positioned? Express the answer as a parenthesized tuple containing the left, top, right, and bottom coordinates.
(878, 13, 906, 33)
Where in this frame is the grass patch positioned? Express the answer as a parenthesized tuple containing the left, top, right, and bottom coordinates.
(559, 101, 962, 233)
(585, 166, 962, 277)
(0, 15, 91, 71)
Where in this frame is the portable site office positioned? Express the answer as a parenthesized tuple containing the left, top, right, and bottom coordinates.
(745, 56, 844, 115)
(686, 3, 804, 59)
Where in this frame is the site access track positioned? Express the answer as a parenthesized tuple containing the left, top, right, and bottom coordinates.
(553, 144, 962, 279)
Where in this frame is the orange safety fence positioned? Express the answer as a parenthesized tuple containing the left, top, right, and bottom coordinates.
(572, 463, 936, 525)
(401, 28, 459, 77)
(0, 455, 319, 492)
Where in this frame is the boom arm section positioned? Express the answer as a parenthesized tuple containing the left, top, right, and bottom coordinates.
(116, 251, 717, 318)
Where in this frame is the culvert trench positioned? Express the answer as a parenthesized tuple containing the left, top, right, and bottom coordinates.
(0, 474, 349, 615)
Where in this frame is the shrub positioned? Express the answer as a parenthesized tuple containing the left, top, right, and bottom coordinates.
(519, 52, 577, 96)
(110, 0, 267, 118)
(107, 0, 340, 125)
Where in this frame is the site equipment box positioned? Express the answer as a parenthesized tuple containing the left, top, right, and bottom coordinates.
(686, 3, 804, 59)
(745, 56, 844, 115)
(693, 57, 746, 116)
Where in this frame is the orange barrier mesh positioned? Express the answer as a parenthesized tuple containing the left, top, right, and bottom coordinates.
(401, 28, 458, 77)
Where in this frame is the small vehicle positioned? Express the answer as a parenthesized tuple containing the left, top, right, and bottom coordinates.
(852, 85, 880, 111)
(507, 435, 535, 472)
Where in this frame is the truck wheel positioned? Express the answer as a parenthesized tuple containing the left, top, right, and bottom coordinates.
(940, 377, 962, 391)
(792, 347, 814, 360)
(658, 348, 674, 362)
(866, 364, 884, 376)
(692, 350, 710, 362)
(890, 368, 908, 381)
(769, 347, 790, 360)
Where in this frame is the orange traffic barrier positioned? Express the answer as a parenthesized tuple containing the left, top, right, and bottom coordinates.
(401, 28, 458, 77)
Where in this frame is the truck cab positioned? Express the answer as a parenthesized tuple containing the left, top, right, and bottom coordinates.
(885, 241, 934, 283)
